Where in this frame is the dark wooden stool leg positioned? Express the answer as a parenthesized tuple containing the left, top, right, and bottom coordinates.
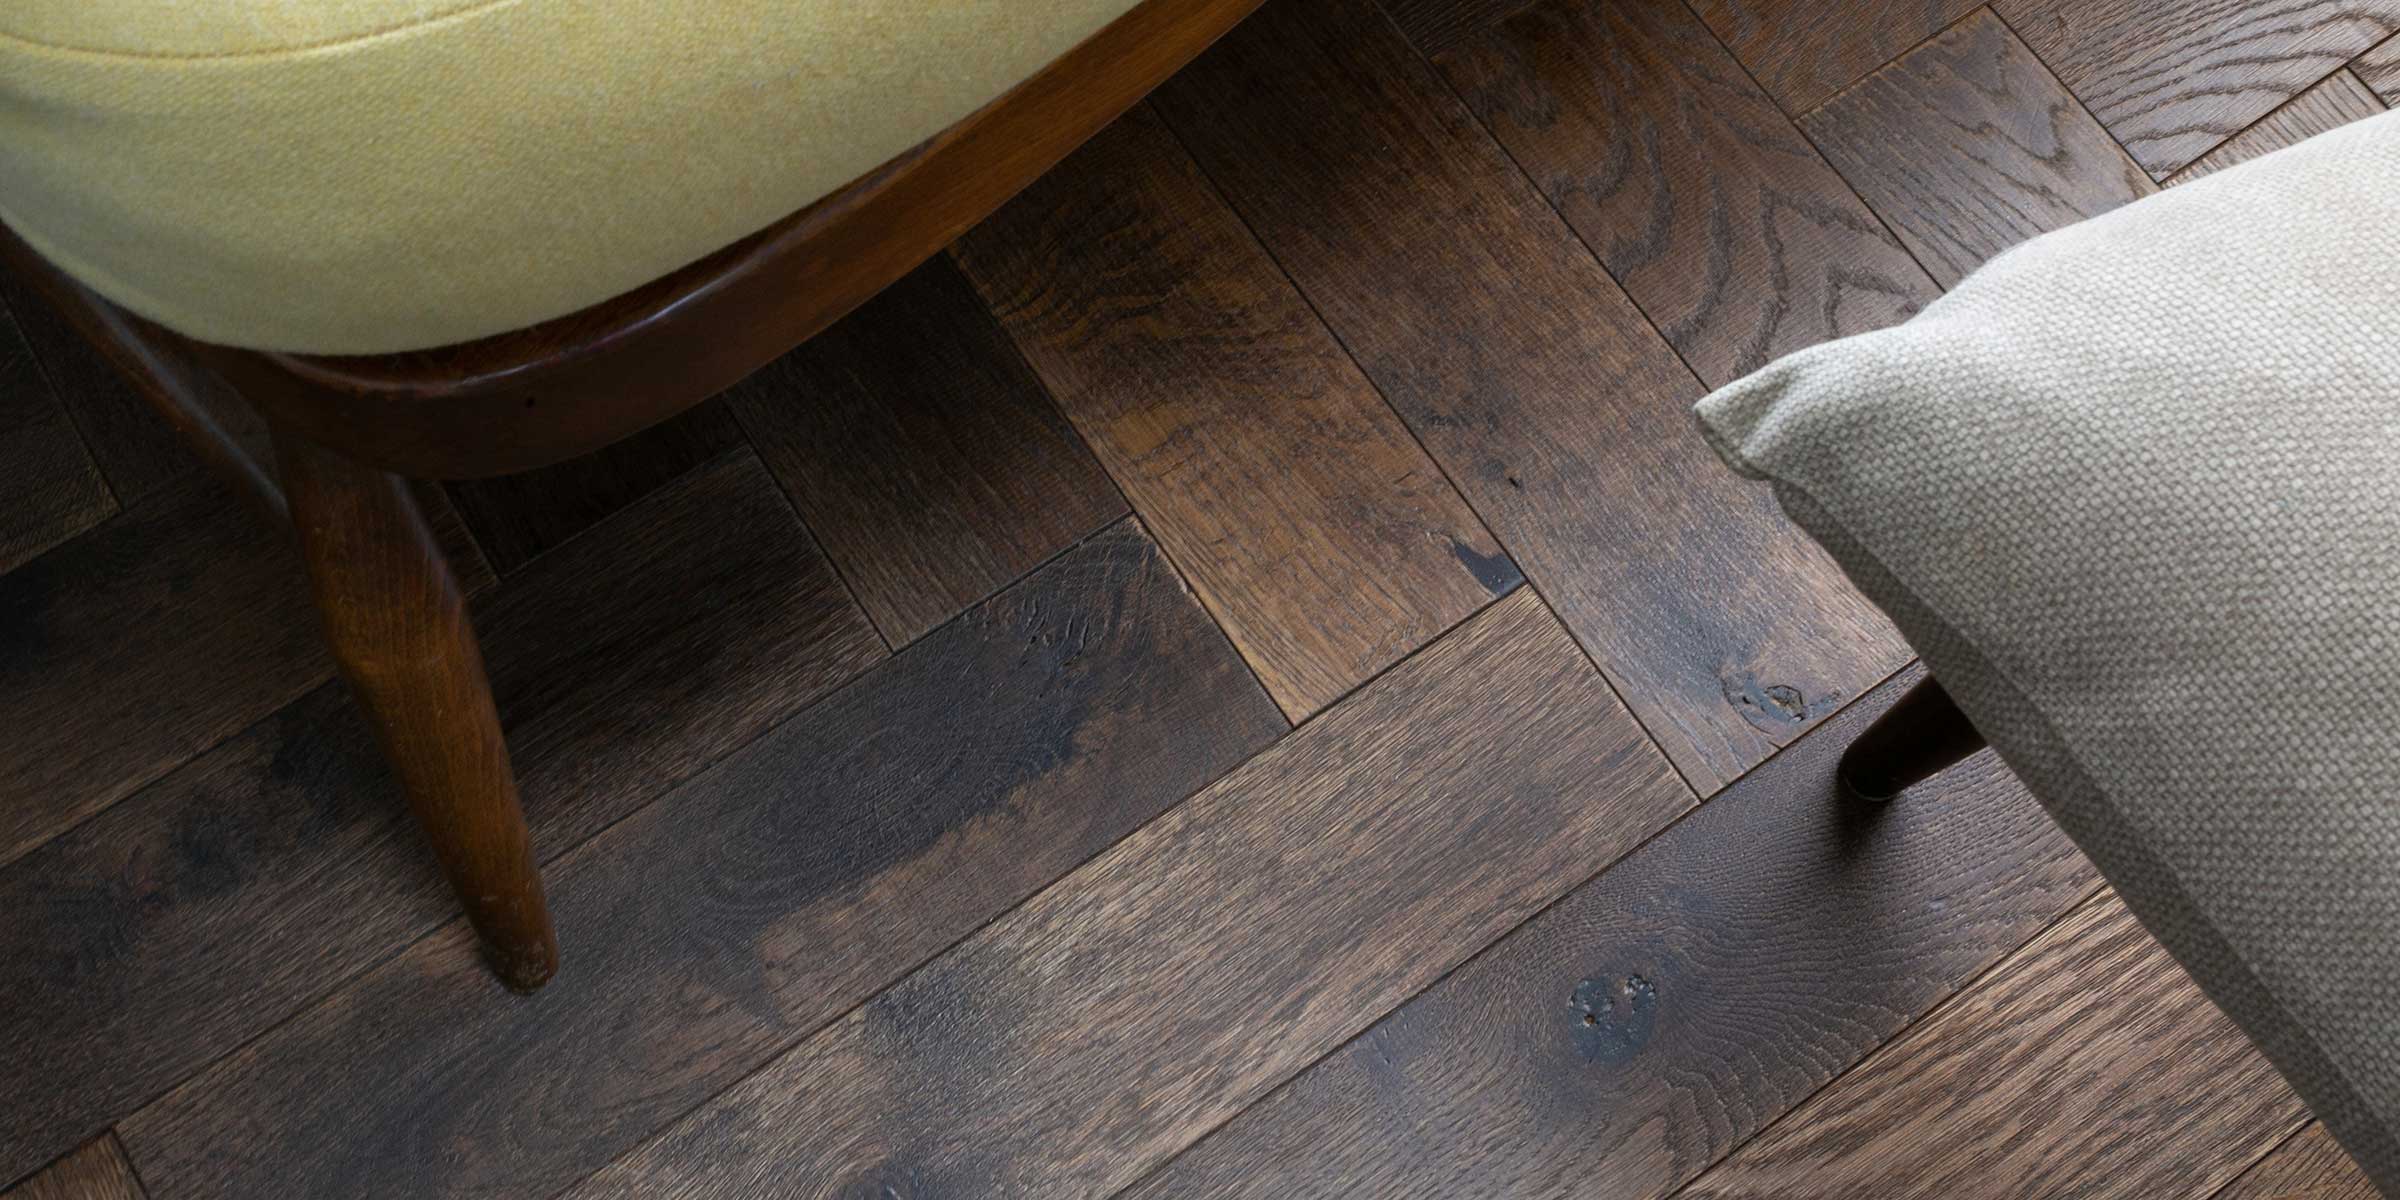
(276, 431, 558, 990)
(1838, 677, 1988, 801)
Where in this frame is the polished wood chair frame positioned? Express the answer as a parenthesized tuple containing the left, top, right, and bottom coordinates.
(1, 0, 1265, 990)
(1836, 678, 1988, 802)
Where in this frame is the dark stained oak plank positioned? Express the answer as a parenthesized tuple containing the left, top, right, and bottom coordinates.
(1677, 891, 2307, 1200)
(1153, 0, 1905, 792)
(0, 450, 883, 1185)
(0, 271, 184, 510)
(1995, 0, 2400, 177)
(564, 588, 1691, 1199)
(0, 474, 328, 869)
(2358, 33, 2400, 100)
(119, 521, 1283, 1200)
(1121, 665, 2098, 1200)
(0, 298, 114, 573)
(729, 253, 1124, 645)
(1801, 9, 2157, 287)
(2213, 1124, 2379, 1200)
(1687, 0, 1982, 115)
(4, 1136, 144, 1200)
(2165, 68, 2387, 183)
(442, 398, 748, 576)
(1433, 0, 1939, 389)
(952, 106, 1515, 721)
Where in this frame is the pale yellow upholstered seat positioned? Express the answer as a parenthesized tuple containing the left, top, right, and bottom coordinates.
(0, 0, 1144, 354)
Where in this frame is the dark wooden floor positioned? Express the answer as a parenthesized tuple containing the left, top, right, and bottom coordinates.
(4, 2, 2394, 1197)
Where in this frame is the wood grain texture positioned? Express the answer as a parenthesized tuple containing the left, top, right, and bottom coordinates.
(1123, 665, 2097, 1200)
(2165, 68, 2387, 184)
(442, 399, 747, 575)
(0, 269, 182, 509)
(120, 521, 1282, 1200)
(0, 290, 115, 571)
(1153, 0, 1904, 791)
(0, 474, 328, 869)
(0, 450, 883, 1185)
(1995, 0, 2400, 176)
(568, 588, 1690, 1199)
(4, 1137, 143, 1200)
(2213, 1124, 2379, 1200)
(729, 253, 1124, 645)
(1801, 9, 2157, 287)
(1433, 0, 1938, 389)
(1678, 891, 2308, 1200)
(2358, 32, 2400, 100)
(278, 434, 557, 988)
(198, 0, 1270, 480)
(1688, 0, 1982, 115)
(954, 106, 1515, 720)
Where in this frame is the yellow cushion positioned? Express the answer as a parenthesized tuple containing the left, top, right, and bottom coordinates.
(0, 0, 1144, 353)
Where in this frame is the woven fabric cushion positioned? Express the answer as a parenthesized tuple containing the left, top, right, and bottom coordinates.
(1697, 110, 2400, 1189)
(0, 0, 1143, 354)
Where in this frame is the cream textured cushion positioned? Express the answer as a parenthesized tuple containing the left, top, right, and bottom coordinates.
(1698, 110, 2400, 1191)
(0, 0, 1144, 353)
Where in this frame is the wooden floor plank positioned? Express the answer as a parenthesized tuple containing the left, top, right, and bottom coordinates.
(951, 106, 1514, 721)
(2212, 1124, 2380, 1200)
(1120, 666, 2097, 1200)
(2166, 68, 2388, 184)
(4, 1137, 144, 1200)
(1431, 0, 1939, 389)
(1801, 9, 2157, 287)
(2359, 32, 2400, 100)
(0, 276, 185, 510)
(0, 474, 327, 870)
(1995, 0, 2400, 177)
(443, 398, 748, 575)
(1677, 891, 2307, 1200)
(0, 300, 114, 574)
(118, 520, 1282, 1200)
(1687, 0, 1982, 116)
(730, 254, 1125, 646)
(0, 450, 883, 1186)
(1153, 0, 1906, 792)
(563, 588, 1689, 1199)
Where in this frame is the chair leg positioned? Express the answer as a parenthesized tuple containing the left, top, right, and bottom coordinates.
(1838, 677, 1988, 801)
(276, 431, 558, 991)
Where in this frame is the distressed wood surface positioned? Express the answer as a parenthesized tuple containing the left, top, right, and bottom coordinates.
(1801, 9, 2156, 286)
(1995, 0, 2400, 176)
(730, 253, 1123, 646)
(567, 589, 1690, 1199)
(1155, 0, 1905, 792)
(1122, 666, 2097, 1200)
(120, 522, 1282, 1200)
(2165, 68, 2387, 184)
(1432, 0, 1937, 388)
(2358, 32, 2400, 100)
(1677, 892, 2308, 1199)
(2212, 1124, 2379, 1200)
(954, 106, 1514, 721)
(0, 451, 883, 1186)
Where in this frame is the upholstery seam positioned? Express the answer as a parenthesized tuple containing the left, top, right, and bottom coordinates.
(0, 0, 522, 63)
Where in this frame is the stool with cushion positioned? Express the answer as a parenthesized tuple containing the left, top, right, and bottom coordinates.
(1698, 110, 2400, 1193)
(0, 0, 1265, 990)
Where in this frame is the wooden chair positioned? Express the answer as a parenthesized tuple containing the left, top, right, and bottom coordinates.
(0, 0, 1263, 991)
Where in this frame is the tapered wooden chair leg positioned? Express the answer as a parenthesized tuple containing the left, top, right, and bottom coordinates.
(1838, 677, 1988, 802)
(277, 432, 558, 991)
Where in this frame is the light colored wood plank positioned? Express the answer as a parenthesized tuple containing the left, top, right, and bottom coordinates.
(567, 589, 1692, 1198)
(1678, 891, 2308, 1200)
(953, 106, 1516, 721)
(2358, 32, 2400, 101)
(1802, 9, 2156, 287)
(1996, 0, 2400, 176)
(2168, 68, 2388, 184)
(5, 1137, 143, 1200)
